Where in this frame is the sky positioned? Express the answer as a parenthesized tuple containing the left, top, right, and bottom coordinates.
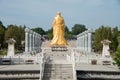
(0, 0, 120, 31)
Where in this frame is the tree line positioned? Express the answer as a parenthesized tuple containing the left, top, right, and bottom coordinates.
(93, 26, 119, 53)
(0, 21, 25, 50)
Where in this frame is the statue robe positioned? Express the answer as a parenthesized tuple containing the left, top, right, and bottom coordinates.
(50, 14, 67, 46)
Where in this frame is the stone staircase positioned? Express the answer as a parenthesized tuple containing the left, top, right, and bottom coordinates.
(43, 63, 73, 80)
(42, 40, 75, 80)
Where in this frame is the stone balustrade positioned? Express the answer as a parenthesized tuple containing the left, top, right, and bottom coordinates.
(76, 29, 92, 53)
(25, 28, 42, 54)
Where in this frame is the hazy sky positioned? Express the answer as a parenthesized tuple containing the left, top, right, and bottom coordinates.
(0, 0, 120, 30)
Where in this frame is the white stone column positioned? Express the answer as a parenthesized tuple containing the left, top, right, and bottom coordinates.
(79, 37, 80, 49)
(84, 34, 87, 51)
(39, 35, 41, 47)
(77, 36, 79, 47)
(77, 37, 79, 49)
(25, 31, 28, 52)
(35, 34, 37, 50)
(34, 33, 36, 50)
(81, 36, 83, 51)
(29, 33, 32, 52)
(33, 32, 35, 50)
(88, 32, 92, 52)
(36, 34, 38, 50)
(86, 34, 88, 52)
(39, 35, 41, 52)
(31, 33, 33, 51)
(83, 35, 85, 51)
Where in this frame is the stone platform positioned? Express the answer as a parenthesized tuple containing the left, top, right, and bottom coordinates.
(0, 63, 120, 80)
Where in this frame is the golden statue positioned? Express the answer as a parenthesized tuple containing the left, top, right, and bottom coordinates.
(50, 12, 67, 46)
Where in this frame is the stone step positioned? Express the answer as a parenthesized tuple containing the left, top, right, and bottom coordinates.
(45, 74, 73, 77)
(45, 64, 72, 66)
(44, 73, 73, 75)
(44, 69, 73, 72)
(43, 78, 73, 80)
(43, 63, 73, 80)
(43, 75, 73, 79)
(44, 66, 72, 68)
(44, 70, 73, 73)
(44, 70, 72, 73)
(45, 66, 72, 68)
(44, 68, 72, 70)
(45, 64, 72, 67)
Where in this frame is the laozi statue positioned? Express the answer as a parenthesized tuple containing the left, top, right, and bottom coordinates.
(50, 12, 67, 46)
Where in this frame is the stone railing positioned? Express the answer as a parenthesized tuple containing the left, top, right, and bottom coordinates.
(71, 48, 77, 80)
(72, 49, 113, 65)
(76, 29, 92, 53)
(39, 48, 45, 80)
(66, 48, 77, 80)
(1, 53, 42, 64)
(1, 52, 45, 80)
(25, 28, 42, 54)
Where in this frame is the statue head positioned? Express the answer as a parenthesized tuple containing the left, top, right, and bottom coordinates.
(57, 11, 61, 16)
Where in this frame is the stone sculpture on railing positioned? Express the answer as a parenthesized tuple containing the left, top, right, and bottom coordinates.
(101, 39, 111, 58)
(7, 38, 16, 57)
(101, 39, 112, 65)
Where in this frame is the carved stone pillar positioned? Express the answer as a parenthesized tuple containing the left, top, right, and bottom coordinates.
(33, 32, 35, 51)
(7, 38, 16, 57)
(88, 32, 92, 52)
(25, 31, 28, 52)
(29, 33, 32, 52)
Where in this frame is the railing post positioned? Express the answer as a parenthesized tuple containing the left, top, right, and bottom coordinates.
(71, 48, 77, 80)
(39, 48, 45, 80)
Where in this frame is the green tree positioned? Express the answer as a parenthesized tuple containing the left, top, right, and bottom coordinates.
(31, 27, 45, 35)
(5, 25, 25, 49)
(0, 21, 6, 48)
(65, 26, 72, 39)
(114, 34, 120, 68)
(111, 27, 119, 52)
(46, 28, 53, 40)
(93, 26, 112, 52)
(72, 24, 87, 35)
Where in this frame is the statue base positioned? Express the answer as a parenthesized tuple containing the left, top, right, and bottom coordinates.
(51, 45, 68, 51)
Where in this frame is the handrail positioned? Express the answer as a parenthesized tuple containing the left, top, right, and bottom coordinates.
(71, 48, 77, 80)
(39, 49, 45, 80)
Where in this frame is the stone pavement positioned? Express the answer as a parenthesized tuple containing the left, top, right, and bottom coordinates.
(0, 64, 40, 71)
(76, 63, 120, 72)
